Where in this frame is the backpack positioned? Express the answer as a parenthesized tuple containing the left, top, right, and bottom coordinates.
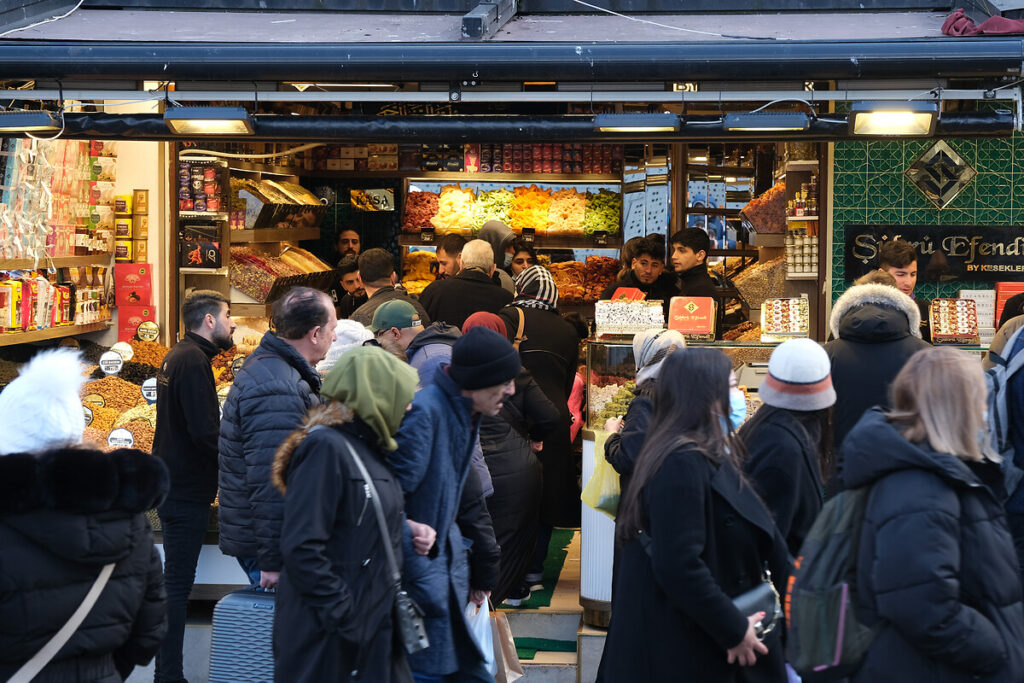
(785, 487, 878, 681)
(984, 324, 1024, 500)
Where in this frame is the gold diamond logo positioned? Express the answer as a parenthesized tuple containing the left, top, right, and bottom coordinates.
(685, 301, 699, 313)
(905, 140, 976, 209)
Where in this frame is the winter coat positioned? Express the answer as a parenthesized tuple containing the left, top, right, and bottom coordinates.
(390, 366, 499, 676)
(153, 331, 221, 504)
(218, 330, 323, 571)
(740, 407, 824, 556)
(337, 292, 368, 320)
(419, 268, 513, 330)
(406, 323, 461, 386)
(271, 404, 412, 683)
(823, 283, 930, 455)
(600, 270, 679, 318)
(604, 381, 654, 503)
(350, 285, 431, 328)
(841, 409, 1024, 683)
(497, 305, 581, 526)
(598, 444, 790, 683)
(481, 369, 560, 603)
(0, 447, 168, 682)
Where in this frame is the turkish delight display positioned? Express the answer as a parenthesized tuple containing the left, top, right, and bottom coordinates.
(760, 297, 810, 342)
(595, 299, 665, 335)
(930, 298, 980, 345)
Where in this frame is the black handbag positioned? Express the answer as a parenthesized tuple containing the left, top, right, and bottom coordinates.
(341, 440, 430, 655)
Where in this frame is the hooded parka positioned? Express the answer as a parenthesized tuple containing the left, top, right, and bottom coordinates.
(841, 408, 1024, 683)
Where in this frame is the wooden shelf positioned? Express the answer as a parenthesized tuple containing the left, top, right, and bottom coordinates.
(747, 233, 785, 248)
(227, 160, 300, 176)
(786, 272, 820, 280)
(785, 160, 819, 171)
(787, 216, 819, 221)
(303, 170, 621, 183)
(180, 267, 228, 275)
(0, 322, 111, 347)
(0, 254, 113, 270)
(179, 211, 229, 221)
(230, 227, 320, 243)
(398, 233, 622, 250)
(230, 302, 271, 317)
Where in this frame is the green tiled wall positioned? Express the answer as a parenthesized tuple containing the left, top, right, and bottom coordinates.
(831, 134, 1023, 302)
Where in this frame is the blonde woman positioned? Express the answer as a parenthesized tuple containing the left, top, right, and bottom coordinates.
(840, 347, 1024, 683)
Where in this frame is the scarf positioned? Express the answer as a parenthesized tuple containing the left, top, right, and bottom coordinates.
(633, 328, 686, 386)
(512, 265, 559, 311)
(320, 346, 418, 452)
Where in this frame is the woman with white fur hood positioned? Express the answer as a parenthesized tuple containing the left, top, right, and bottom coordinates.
(0, 349, 168, 682)
(824, 283, 930, 480)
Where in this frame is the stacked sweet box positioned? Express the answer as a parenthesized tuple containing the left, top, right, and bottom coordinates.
(930, 298, 980, 346)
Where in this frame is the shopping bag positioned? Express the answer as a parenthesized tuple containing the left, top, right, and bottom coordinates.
(581, 442, 620, 520)
(465, 601, 496, 675)
(490, 606, 524, 683)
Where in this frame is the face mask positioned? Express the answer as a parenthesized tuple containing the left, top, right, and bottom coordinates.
(728, 388, 747, 431)
(503, 253, 513, 268)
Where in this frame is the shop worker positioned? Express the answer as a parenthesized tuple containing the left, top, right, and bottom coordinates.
(878, 238, 931, 342)
(335, 227, 361, 261)
(436, 233, 467, 279)
(350, 247, 432, 328)
(600, 234, 678, 314)
(332, 254, 367, 319)
(478, 219, 518, 294)
(670, 227, 719, 299)
(154, 289, 235, 683)
(219, 287, 337, 590)
(420, 239, 514, 330)
(390, 326, 517, 681)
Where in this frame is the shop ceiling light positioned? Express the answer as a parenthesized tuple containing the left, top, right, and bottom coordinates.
(0, 110, 61, 133)
(594, 113, 680, 133)
(164, 106, 254, 135)
(723, 112, 810, 132)
(849, 100, 938, 136)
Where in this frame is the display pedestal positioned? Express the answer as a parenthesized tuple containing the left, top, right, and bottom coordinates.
(580, 430, 614, 627)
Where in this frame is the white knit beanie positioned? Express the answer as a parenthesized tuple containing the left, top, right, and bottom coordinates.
(758, 338, 836, 412)
(0, 348, 86, 455)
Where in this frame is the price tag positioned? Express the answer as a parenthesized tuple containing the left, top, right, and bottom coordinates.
(141, 377, 158, 404)
(521, 228, 536, 245)
(421, 228, 435, 244)
(111, 341, 134, 362)
(231, 355, 247, 374)
(83, 393, 106, 408)
(137, 321, 159, 342)
(99, 350, 124, 376)
(84, 406, 93, 427)
(594, 230, 609, 247)
(107, 428, 135, 449)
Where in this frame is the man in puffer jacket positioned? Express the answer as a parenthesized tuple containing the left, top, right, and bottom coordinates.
(824, 283, 929, 480)
(219, 287, 336, 588)
(0, 349, 168, 683)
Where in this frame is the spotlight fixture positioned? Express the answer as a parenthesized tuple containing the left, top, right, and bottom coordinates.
(594, 112, 681, 133)
(0, 110, 61, 133)
(164, 106, 254, 135)
(723, 112, 810, 132)
(849, 100, 939, 136)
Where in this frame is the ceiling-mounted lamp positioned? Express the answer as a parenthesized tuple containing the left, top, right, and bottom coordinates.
(164, 106, 254, 135)
(849, 100, 939, 136)
(0, 110, 62, 133)
(723, 112, 811, 132)
(594, 112, 681, 133)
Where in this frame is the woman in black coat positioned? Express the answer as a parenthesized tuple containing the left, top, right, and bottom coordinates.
(841, 348, 1024, 683)
(271, 347, 436, 683)
(598, 349, 790, 683)
(738, 338, 835, 556)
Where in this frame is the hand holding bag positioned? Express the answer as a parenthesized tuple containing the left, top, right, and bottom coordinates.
(465, 601, 496, 675)
(489, 600, 524, 683)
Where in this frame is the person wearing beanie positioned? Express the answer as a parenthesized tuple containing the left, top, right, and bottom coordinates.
(604, 329, 686, 502)
(390, 326, 517, 679)
(0, 349, 168, 682)
(270, 347, 436, 682)
(738, 338, 836, 555)
(462, 313, 561, 606)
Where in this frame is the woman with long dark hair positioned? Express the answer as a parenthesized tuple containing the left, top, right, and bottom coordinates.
(597, 348, 789, 683)
(738, 338, 835, 555)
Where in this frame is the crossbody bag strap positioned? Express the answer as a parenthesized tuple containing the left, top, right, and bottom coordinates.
(8, 562, 116, 683)
(340, 439, 403, 588)
(513, 308, 527, 349)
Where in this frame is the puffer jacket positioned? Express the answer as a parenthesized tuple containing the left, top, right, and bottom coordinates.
(406, 322, 461, 386)
(824, 283, 930, 457)
(842, 409, 1024, 683)
(218, 330, 323, 571)
(0, 447, 168, 682)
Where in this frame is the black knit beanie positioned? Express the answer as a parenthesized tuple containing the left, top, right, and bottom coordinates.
(449, 326, 521, 390)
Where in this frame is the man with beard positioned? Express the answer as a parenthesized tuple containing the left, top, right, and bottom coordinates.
(335, 227, 361, 260)
(332, 254, 367, 319)
(154, 290, 236, 683)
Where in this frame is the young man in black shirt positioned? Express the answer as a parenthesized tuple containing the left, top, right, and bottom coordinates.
(878, 238, 931, 342)
(670, 227, 719, 299)
(600, 235, 679, 314)
(154, 290, 236, 683)
(332, 254, 367, 319)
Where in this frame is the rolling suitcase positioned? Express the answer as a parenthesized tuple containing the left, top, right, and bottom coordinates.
(209, 589, 276, 682)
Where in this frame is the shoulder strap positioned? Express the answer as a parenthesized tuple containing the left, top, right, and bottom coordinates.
(8, 562, 116, 683)
(513, 308, 527, 350)
(340, 438, 403, 588)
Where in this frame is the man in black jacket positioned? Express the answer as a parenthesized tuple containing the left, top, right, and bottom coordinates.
(153, 290, 235, 683)
(419, 239, 513, 329)
(670, 228, 719, 299)
(218, 287, 336, 590)
(331, 254, 367, 319)
(349, 248, 431, 327)
(599, 235, 678, 316)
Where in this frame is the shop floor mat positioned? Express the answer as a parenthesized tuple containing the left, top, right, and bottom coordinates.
(507, 528, 575, 609)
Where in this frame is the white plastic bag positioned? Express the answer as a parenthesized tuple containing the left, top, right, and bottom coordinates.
(464, 601, 496, 675)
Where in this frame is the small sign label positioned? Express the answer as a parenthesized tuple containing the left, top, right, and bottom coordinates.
(231, 355, 246, 374)
(111, 341, 134, 362)
(594, 230, 609, 247)
(83, 393, 105, 408)
(421, 228, 435, 244)
(137, 320, 159, 342)
(99, 350, 124, 376)
(521, 228, 536, 245)
(141, 377, 158, 404)
(107, 428, 135, 449)
(84, 406, 93, 427)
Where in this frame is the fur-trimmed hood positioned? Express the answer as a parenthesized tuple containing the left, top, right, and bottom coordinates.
(830, 283, 922, 341)
(272, 402, 354, 494)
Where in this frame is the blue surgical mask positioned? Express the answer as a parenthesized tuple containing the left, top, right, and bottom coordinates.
(728, 388, 747, 430)
(503, 253, 513, 268)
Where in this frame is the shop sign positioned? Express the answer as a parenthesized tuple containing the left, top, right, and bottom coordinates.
(141, 378, 158, 404)
(845, 225, 1024, 282)
(107, 428, 135, 449)
(668, 296, 716, 341)
(99, 350, 124, 376)
(350, 189, 394, 211)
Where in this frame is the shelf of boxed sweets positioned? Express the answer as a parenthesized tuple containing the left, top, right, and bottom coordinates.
(0, 321, 111, 347)
(398, 233, 622, 250)
(229, 227, 321, 243)
(0, 254, 114, 270)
